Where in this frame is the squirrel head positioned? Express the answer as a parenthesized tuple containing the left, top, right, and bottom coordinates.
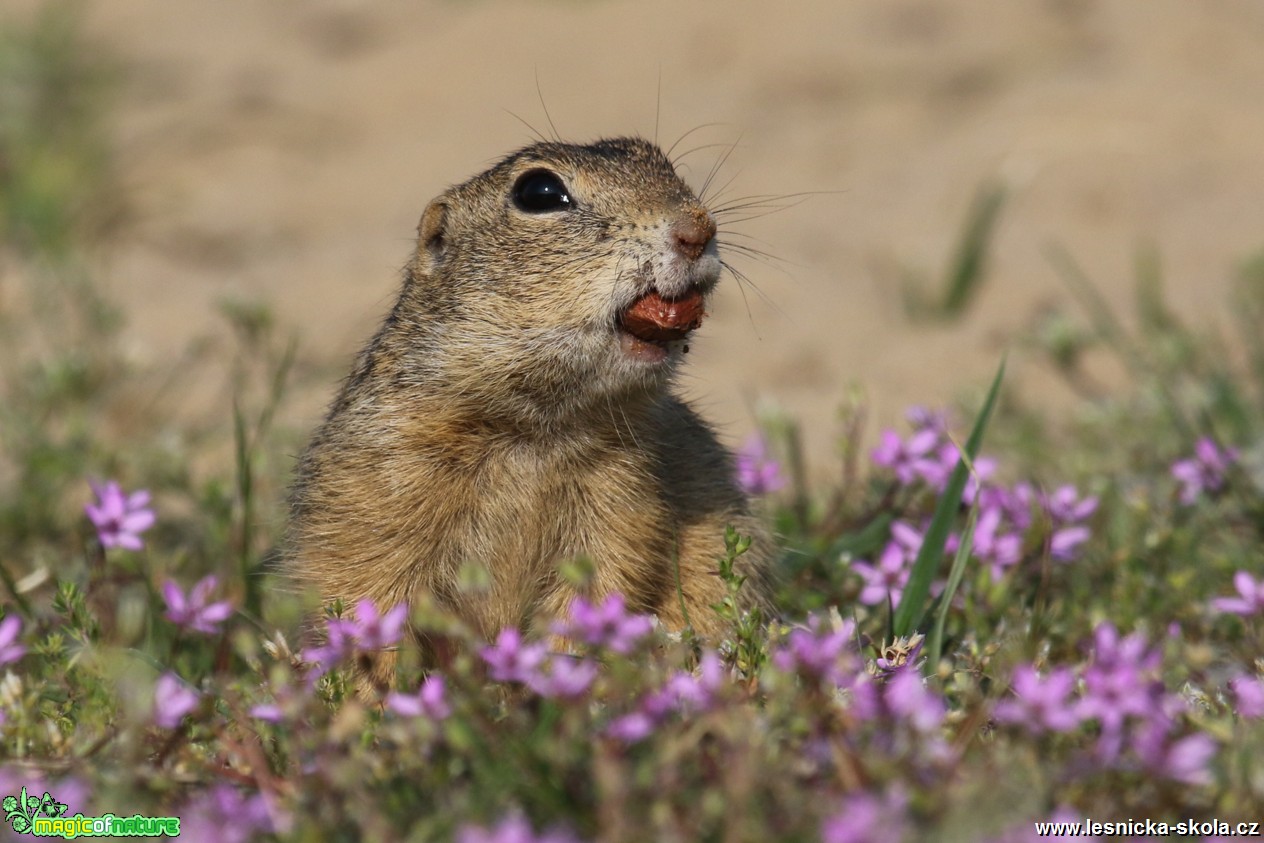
(402, 137, 723, 425)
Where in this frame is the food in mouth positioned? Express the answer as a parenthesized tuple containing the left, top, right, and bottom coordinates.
(619, 289, 706, 344)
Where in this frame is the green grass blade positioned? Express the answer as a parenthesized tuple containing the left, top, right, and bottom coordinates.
(941, 182, 1006, 317)
(892, 358, 1005, 637)
(232, 397, 260, 618)
(926, 503, 978, 672)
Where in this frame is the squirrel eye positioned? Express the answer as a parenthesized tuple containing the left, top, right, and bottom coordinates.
(512, 169, 572, 213)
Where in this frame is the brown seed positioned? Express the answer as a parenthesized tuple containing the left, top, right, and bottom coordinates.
(620, 290, 706, 342)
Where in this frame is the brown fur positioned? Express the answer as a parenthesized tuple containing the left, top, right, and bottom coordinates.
(285, 137, 774, 685)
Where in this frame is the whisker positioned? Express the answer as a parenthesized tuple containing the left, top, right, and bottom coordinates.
(722, 260, 787, 320)
(699, 135, 743, 203)
(534, 70, 560, 141)
(711, 189, 843, 218)
(716, 239, 789, 267)
(666, 123, 726, 161)
(505, 109, 549, 145)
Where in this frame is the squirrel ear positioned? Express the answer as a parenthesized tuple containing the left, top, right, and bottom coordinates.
(418, 199, 448, 265)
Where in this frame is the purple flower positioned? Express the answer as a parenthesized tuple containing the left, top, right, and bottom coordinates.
(883, 668, 945, 733)
(607, 651, 729, 742)
(180, 784, 288, 843)
(153, 672, 199, 729)
(962, 456, 998, 505)
(773, 617, 855, 686)
(84, 480, 155, 551)
(300, 618, 355, 677)
(1044, 484, 1098, 524)
(1130, 719, 1216, 785)
(605, 711, 656, 743)
(821, 790, 907, 843)
(0, 614, 26, 666)
(851, 543, 909, 607)
(994, 665, 1082, 733)
(1076, 623, 1168, 761)
(872, 427, 941, 485)
(999, 482, 1038, 531)
(344, 599, 408, 650)
(905, 405, 949, 432)
(527, 656, 598, 700)
(300, 599, 408, 676)
(652, 650, 726, 714)
(162, 575, 234, 635)
(851, 521, 922, 606)
(552, 594, 653, 654)
(481, 628, 548, 685)
(1043, 485, 1097, 562)
(1048, 526, 1090, 561)
(386, 675, 451, 719)
(1172, 437, 1238, 505)
(972, 504, 1024, 581)
(1211, 571, 1264, 616)
(1228, 674, 1264, 718)
(457, 812, 583, 843)
(735, 434, 785, 496)
(249, 704, 285, 723)
(923, 441, 964, 491)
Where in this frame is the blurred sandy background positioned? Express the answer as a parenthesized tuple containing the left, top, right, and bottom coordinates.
(19, 0, 1264, 463)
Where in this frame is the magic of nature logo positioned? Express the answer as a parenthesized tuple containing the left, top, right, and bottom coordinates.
(3, 785, 180, 838)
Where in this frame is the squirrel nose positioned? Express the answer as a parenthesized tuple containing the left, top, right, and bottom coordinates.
(670, 210, 717, 261)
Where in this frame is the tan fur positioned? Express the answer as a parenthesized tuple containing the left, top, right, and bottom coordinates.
(285, 138, 774, 686)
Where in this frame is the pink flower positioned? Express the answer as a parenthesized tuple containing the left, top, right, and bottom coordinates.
(386, 675, 451, 719)
(606, 651, 729, 742)
(300, 618, 355, 677)
(153, 673, 199, 729)
(606, 711, 656, 743)
(972, 504, 1024, 581)
(180, 784, 287, 843)
(345, 599, 408, 650)
(84, 480, 155, 551)
(647, 650, 726, 715)
(821, 790, 908, 843)
(1130, 721, 1216, 786)
(884, 668, 945, 733)
(298, 599, 408, 679)
(527, 656, 598, 700)
(481, 628, 548, 684)
(1228, 674, 1264, 718)
(1043, 485, 1097, 562)
(852, 521, 923, 606)
(773, 617, 855, 686)
(162, 575, 234, 635)
(1211, 571, 1264, 616)
(994, 665, 1082, 733)
(735, 434, 785, 495)
(249, 704, 284, 723)
(552, 594, 653, 654)
(0, 614, 26, 666)
(456, 813, 584, 843)
(851, 542, 910, 607)
(1172, 438, 1238, 505)
(871, 427, 943, 488)
(1076, 623, 1173, 763)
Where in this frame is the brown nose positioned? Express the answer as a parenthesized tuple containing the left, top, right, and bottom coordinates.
(671, 210, 717, 261)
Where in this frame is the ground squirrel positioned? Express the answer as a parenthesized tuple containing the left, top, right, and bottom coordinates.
(285, 137, 775, 681)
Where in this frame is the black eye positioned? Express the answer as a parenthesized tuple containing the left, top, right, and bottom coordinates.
(512, 169, 572, 213)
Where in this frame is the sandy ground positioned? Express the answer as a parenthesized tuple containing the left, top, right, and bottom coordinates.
(22, 0, 1264, 464)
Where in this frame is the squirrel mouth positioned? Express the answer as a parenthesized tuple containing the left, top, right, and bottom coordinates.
(617, 289, 706, 363)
